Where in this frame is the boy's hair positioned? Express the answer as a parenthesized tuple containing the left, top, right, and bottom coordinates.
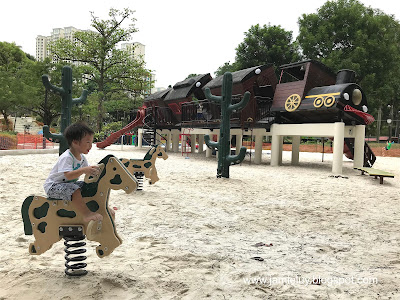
(64, 122, 94, 146)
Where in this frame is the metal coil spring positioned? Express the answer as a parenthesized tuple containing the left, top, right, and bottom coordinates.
(64, 235, 88, 276)
(134, 172, 144, 191)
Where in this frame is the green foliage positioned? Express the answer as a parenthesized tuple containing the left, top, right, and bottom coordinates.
(215, 61, 239, 77)
(215, 24, 301, 77)
(235, 24, 301, 70)
(0, 131, 17, 137)
(94, 121, 122, 142)
(0, 42, 34, 130)
(0, 131, 17, 149)
(49, 8, 152, 131)
(186, 74, 199, 79)
(297, 0, 400, 117)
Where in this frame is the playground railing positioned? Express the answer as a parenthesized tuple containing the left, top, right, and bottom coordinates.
(181, 100, 221, 123)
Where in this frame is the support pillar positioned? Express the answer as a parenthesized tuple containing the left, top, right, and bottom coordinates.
(172, 131, 180, 153)
(191, 134, 196, 153)
(236, 134, 243, 155)
(181, 130, 187, 154)
(353, 125, 366, 168)
(138, 129, 143, 148)
(254, 133, 263, 164)
(291, 135, 300, 165)
(332, 122, 345, 174)
(271, 124, 281, 166)
(166, 131, 172, 151)
(278, 136, 283, 163)
(198, 134, 204, 153)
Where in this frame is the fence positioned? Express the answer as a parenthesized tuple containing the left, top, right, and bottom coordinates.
(15, 134, 54, 149)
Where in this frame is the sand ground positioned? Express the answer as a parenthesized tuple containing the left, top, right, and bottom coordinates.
(0, 145, 399, 299)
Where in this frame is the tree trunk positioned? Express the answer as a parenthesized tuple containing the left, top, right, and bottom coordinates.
(1, 111, 12, 131)
(376, 106, 382, 142)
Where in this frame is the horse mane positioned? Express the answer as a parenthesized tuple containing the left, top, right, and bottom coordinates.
(143, 145, 158, 160)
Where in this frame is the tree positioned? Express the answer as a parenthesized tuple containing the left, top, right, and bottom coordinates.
(186, 73, 199, 79)
(297, 0, 400, 137)
(0, 42, 33, 130)
(214, 61, 239, 77)
(49, 8, 152, 131)
(235, 24, 301, 70)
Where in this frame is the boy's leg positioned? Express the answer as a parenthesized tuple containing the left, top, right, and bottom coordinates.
(71, 189, 103, 222)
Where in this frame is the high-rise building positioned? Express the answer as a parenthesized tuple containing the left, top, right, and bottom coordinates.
(35, 35, 48, 62)
(120, 42, 146, 61)
(36, 26, 86, 62)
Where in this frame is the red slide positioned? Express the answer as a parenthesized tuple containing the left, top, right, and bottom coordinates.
(96, 108, 145, 149)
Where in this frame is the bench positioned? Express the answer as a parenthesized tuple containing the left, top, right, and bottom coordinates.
(354, 167, 395, 184)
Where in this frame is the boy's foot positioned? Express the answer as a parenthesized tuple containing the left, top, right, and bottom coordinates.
(83, 212, 103, 223)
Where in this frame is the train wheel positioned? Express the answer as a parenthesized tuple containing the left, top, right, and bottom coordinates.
(285, 94, 301, 112)
(313, 97, 324, 108)
(324, 96, 335, 107)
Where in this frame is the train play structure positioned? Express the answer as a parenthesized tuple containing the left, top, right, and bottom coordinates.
(98, 59, 376, 175)
(19, 60, 380, 276)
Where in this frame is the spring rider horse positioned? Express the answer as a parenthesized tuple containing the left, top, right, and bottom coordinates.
(119, 144, 168, 189)
(21, 155, 138, 276)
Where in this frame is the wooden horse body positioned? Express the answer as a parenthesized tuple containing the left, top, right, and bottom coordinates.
(21, 155, 138, 258)
(120, 145, 168, 185)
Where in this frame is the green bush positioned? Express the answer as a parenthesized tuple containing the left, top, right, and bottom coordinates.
(95, 122, 123, 142)
(0, 132, 17, 150)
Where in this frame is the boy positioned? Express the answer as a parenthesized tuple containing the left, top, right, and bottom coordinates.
(44, 122, 103, 222)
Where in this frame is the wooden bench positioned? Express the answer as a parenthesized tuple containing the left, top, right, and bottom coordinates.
(354, 167, 395, 184)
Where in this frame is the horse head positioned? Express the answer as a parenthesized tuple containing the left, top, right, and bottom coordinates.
(154, 145, 168, 160)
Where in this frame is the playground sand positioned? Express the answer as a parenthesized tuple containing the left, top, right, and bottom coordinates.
(0, 145, 399, 299)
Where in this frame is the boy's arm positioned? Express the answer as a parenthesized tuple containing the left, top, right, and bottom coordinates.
(64, 166, 99, 181)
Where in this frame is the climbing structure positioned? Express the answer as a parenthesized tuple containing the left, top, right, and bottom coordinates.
(204, 72, 250, 178)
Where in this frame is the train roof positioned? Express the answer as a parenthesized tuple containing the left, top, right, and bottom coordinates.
(204, 64, 273, 89)
(279, 59, 336, 79)
(144, 87, 172, 101)
(164, 73, 212, 101)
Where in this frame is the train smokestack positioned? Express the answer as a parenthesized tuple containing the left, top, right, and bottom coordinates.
(336, 69, 356, 84)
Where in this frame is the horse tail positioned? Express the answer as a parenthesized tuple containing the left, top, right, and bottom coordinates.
(21, 196, 34, 235)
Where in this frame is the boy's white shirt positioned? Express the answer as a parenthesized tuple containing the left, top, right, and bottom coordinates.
(43, 149, 89, 194)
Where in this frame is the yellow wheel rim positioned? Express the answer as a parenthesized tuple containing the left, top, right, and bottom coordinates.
(324, 96, 335, 107)
(285, 94, 301, 112)
(313, 97, 324, 108)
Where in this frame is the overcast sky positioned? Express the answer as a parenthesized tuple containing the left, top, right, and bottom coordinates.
(1, 0, 399, 89)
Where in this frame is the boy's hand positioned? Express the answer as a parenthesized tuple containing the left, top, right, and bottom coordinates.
(83, 166, 100, 176)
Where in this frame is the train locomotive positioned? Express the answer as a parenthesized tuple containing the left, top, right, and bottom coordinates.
(142, 59, 374, 130)
(271, 60, 373, 126)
